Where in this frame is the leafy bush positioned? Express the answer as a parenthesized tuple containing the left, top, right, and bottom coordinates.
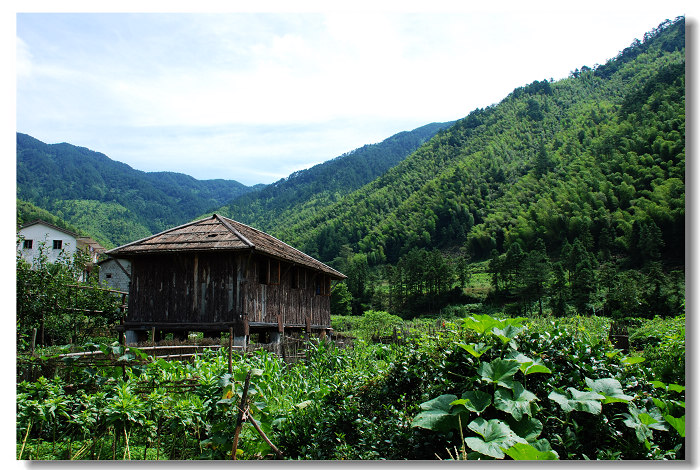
(332, 310, 403, 341)
(409, 314, 684, 460)
(16, 242, 123, 348)
(629, 315, 685, 384)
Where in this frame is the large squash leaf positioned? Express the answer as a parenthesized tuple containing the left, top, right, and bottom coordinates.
(458, 342, 492, 358)
(548, 387, 605, 414)
(503, 442, 559, 460)
(492, 325, 524, 345)
(584, 377, 634, 404)
(465, 418, 526, 459)
(478, 358, 520, 389)
(412, 394, 464, 433)
(664, 414, 685, 437)
(451, 390, 492, 415)
(494, 382, 537, 420)
(507, 416, 543, 442)
(461, 315, 504, 335)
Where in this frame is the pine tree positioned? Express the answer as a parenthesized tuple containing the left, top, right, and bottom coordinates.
(523, 239, 552, 315)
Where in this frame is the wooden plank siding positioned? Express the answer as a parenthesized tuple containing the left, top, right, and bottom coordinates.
(129, 253, 239, 325)
(243, 256, 330, 327)
(127, 252, 331, 331)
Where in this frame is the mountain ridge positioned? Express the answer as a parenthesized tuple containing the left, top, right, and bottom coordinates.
(16, 132, 256, 247)
(17, 120, 452, 247)
(275, 17, 685, 268)
(208, 121, 454, 232)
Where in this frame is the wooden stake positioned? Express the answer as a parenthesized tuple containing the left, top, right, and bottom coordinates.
(151, 327, 156, 360)
(31, 328, 37, 356)
(121, 334, 127, 381)
(246, 410, 283, 459)
(230, 370, 252, 460)
(228, 327, 233, 375)
(18, 419, 31, 460)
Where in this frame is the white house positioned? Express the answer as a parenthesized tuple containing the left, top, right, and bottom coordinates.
(17, 220, 104, 267)
(98, 257, 131, 292)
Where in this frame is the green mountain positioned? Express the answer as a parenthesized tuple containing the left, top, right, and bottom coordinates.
(212, 121, 453, 232)
(16, 199, 82, 234)
(279, 18, 684, 270)
(16, 133, 258, 247)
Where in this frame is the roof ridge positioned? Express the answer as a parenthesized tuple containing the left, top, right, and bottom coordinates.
(219, 215, 344, 278)
(214, 214, 254, 248)
(19, 219, 80, 238)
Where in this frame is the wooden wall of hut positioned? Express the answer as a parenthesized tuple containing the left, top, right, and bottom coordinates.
(127, 252, 331, 330)
(243, 255, 331, 328)
(129, 253, 239, 324)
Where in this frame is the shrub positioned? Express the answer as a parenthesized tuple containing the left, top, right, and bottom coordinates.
(629, 315, 685, 384)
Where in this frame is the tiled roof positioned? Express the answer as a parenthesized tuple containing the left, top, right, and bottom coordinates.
(106, 214, 346, 279)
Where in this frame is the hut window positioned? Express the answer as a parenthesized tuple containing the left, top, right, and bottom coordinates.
(258, 259, 269, 284)
(23, 239, 33, 249)
(315, 275, 331, 296)
(53, 240, 63, 250)
(270, 260, 280, 285)
(291, 266, 299, 289)
(259, 258, 280, 285)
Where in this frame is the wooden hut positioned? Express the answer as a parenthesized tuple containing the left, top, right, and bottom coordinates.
(106, 214, 346, 345)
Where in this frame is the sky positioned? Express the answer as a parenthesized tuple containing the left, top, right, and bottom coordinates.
(13, 2, 693, 186)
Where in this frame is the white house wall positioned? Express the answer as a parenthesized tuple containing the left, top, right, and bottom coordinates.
(99, 259, 131, 292)
(18, 224, 77, 265)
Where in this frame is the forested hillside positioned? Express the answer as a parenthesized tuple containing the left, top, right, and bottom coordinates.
(212, 121, 452, 232)
(281, 18, 684, 264)
(16, 133, 257, 247)
(16, 199, 81, 234)
(278, 18, 684, 318)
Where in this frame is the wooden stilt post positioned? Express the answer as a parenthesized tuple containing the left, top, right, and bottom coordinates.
(151, 327, 156, 360)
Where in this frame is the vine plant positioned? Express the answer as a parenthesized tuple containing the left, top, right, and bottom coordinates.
(411, 314, 685, 460)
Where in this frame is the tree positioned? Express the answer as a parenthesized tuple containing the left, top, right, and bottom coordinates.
(638, 221, 665, 264)
(522, 239, 552, 315)
(503, 242, 526, 292)
(488, 250, 504, 293)
(549, 262, 568, 317)
(16, 241, 122, 348)
(571, 257, 596, 315)
(535, 140, 552, 177)
(330, 282, 352, 316)
(345, 253, 375, 315)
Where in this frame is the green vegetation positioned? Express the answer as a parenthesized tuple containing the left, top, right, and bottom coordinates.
(16, 242, 124, 348)
(17, 122, 449, 249)
(16, 312, 684, 460)
(314, 17, 685, 322)
(282, 18, 684, 274)
(17, 199, 81, 233)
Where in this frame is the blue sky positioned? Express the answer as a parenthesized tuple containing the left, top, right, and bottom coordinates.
(14, 3, 691, 186)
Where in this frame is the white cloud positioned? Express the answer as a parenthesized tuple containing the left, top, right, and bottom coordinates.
(15, 9, 691, 185)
